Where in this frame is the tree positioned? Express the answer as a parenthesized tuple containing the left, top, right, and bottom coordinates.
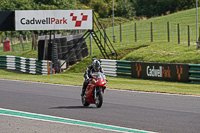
(34, 0, 76, 10)
(78, 0, 91, 5)
(115, 0, 135, 19)
(89, 0, 110, 18)
(0, 0, 38, 10)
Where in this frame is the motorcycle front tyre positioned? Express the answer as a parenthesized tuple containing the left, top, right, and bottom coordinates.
(81, 96, 90, 107)
(95, 91, 103, 108)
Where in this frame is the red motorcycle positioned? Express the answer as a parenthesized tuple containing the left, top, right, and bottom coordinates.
(81, 72, 107, 108)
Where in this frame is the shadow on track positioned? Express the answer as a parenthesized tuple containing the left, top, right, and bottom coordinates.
(49, 106, 96, 109)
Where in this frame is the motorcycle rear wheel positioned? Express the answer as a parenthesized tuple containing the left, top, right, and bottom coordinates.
(81, 95, 90, 107)
(95, 91, 103, 108)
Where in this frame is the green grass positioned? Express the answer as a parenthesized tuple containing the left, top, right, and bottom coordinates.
(1, 69, 200, 96)
(122, 41, 200, 64)
(66, 57, 93, 73)
(0, 42, 37, 58)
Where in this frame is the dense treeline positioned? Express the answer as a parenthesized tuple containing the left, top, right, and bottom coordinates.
(79, 0, 199, 19)
(134, 0, 197, 18)
(0, 0, 76, 10)
(0, 0, 199, 19)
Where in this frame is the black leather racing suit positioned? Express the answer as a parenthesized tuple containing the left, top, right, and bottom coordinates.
(81, 65, 104, 96)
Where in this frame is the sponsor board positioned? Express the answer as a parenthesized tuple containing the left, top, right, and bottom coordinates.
(15, 10, 93, 30)
(131, 62, 189, 82)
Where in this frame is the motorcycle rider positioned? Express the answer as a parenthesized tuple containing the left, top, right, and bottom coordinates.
(81, 59, 106, 96)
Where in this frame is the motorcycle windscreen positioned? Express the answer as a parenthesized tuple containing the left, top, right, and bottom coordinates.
(92, 72, 104, 79)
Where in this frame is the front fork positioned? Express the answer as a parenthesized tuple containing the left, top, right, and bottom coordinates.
(94, 87, 97, 100)
(94, 86, 103, 100)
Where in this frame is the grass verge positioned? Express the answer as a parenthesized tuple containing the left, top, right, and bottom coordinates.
(1, 69, 200, 96)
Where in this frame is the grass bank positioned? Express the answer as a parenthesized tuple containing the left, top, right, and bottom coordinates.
(122, 41, 200, 64)
(1, 69, 200, 96)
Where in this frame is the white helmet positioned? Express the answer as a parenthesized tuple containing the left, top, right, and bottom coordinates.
(93, 60, 101, 71)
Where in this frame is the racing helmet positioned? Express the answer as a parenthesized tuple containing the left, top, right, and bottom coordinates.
(93, 60, 101, 71)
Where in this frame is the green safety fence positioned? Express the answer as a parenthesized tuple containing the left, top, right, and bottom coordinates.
(189, 64, 200, 84)
(93, 58, 132, 77)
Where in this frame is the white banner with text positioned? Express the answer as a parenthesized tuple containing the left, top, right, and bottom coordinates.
(15, 10, 93, 30)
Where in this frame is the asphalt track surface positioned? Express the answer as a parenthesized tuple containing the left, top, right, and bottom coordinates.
(0, 79, 200, 133)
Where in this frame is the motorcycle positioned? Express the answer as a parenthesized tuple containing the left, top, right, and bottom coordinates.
(81, 72, 107, 108)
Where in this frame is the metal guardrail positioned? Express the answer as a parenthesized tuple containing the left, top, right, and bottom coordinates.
(95, 59, 131, 77)
(116, 60, 132, 76)
(0, 55, 52, 75)
(189, 64, 200, 84)
(96, 58, 200, 84)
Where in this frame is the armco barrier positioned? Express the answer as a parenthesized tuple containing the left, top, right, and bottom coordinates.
(0, 55, 52, 75)
(95, 59, 132, 77)
(95, 58, 200, 84)
(189, 64, 200, 84)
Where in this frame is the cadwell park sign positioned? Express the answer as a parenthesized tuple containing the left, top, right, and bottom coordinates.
(131, 62, 189, 82)
(0, 10, 93, 31)
(15, 10, 93, 30)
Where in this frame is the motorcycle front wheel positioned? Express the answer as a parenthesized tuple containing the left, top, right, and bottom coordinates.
(81, 95, 90, 107)
(95, 91, 103, 108)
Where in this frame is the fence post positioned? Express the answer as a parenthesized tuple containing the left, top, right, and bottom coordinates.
(32, 32, 37, 50)
(135, 23, 137, 42)
(20, 34, 25, 51)
(151, 22, 153, 42)
(90, 34, 92, 55)
(199, 27, 200, 48)
(127, 25, 128, 40)
(120, 23, 122, 42)
(32, 32, 34, 50)
(167, 22, 170, 42)
(11, 33, 14, 52)
(99, 30, 101, 44)
(35, 34, 37, 50)
(178, 23, 180, 44)
(1, 35, 5, 52)
(188, 25, 190, 47)
(104, 24, 107, 46)
(26, 35, 28, 44)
